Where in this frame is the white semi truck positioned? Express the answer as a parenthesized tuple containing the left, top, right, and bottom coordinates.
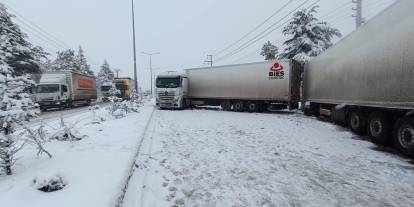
(155, 60, 302, 112)
(35, 71, 97, 111)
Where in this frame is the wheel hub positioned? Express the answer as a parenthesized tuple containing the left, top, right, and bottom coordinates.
(249, 104, 255, 110)
(399, 125, 414, 148)
(350, 114, 360, 129)
(370, 120, 383, 137)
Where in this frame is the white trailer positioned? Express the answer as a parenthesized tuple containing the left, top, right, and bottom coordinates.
(155, 60, 301, 112)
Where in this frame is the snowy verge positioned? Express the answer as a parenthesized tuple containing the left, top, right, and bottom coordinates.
(0, 104, 154, 207)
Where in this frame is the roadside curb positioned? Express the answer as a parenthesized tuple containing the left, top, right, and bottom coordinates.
(114, 106, 156, 207)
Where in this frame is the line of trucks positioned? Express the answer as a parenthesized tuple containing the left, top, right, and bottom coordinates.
(155, 0, 414, 157)
(34, 71, 133, 110)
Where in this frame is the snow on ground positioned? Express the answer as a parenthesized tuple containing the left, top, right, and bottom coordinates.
(124, 108, 414, 207)
(0, 103, 154, 207)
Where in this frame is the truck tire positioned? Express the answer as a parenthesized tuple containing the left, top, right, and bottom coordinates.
(393, 117, 414, 157)
(247, 102, 259, 113)
(348, 111, 367, 135)
(368, 112, 392, 145)
(220, 101, 232, 111)
(233, 101, 244, 112)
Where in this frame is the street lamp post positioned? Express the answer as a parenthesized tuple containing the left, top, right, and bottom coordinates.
(141, 52, 160, 97)
(131, 0, 138, 91)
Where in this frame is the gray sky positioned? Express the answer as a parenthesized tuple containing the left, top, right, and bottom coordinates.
(2, 0, 395, 90)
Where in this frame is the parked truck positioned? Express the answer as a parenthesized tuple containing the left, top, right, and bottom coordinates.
(303, 0, 414, 156)
(35, 71, 97, 111)
(114, 77, 133, 100)
(156, 60, 302, 112)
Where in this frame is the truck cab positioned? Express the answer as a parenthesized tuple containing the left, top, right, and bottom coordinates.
(35, 74, 70, 110)
(155, 72, 188, 109)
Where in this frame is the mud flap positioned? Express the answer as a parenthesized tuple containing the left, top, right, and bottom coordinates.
(331, 104, 347, 125)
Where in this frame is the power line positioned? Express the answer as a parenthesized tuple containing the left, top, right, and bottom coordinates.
(231, 1, 350, 65)
(2, 2, 72, 49)
(17, 23, 66, 51)
(215, 0, 314, 63)
(213, 0, 295, 57)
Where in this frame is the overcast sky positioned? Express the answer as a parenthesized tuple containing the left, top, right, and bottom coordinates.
(2, 0, 395, 90)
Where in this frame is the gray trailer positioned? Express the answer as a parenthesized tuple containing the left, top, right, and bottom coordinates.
(35, 71, 97, 110)
(186, 60, 301, 111)
(304, 0, 414, 156)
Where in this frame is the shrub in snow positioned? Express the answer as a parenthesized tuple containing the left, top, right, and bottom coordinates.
(50, 115, 86, 141)
(21, 122, 52, 158)
(33, 172, 66, 192)
(112, 108, 126, 119)
(89, 105, 106, 124)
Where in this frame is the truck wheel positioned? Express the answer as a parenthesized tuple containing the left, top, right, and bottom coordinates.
(247, 102, 259, 113)
(233, 101, 244, 112)
(220, 101, 232, 111)
(348, 111, 367, 135)
(368, 112, 392, 145)
(393, 117, 414, 157)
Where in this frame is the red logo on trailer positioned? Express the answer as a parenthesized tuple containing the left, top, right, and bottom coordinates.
(270, 62, 284, 71)
(269, 62, 285, 80)
(78, 78, 95, 89)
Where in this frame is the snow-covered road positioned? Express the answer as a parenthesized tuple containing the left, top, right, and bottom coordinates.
(124, 108, 414, 207)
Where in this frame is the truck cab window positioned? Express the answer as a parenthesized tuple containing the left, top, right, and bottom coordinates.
(156, 77, 181, 88)
(36, 84, 60, 93)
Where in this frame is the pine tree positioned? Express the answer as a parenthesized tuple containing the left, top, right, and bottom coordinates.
(279, 6, 342, 63)
(0, 3, 41, 76)
(260, 41, 278, 61)
(75, 45, 94, 77)
(1, 3, 49, 175)
(52, 49, 77, 72)
(97, 59, 114, 86)
(0, 62, 36, 175)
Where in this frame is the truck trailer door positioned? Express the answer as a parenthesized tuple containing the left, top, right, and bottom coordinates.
(289, 60, 302, 110)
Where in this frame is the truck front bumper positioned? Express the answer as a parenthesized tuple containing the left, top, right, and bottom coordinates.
(38, 101, 64, 108)
(158, 100, 180, 109)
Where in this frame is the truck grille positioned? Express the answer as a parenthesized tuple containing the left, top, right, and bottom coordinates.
(41, 98, 55, 101)
(158, 91, 175, 101)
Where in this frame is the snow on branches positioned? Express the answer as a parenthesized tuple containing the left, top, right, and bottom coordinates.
(279, 6, 342, 63)
(261, 41, 279, 61)
(97, 59, 115, 87)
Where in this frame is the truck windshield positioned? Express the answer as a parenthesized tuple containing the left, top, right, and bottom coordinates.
(36, 84, 60, 93)
(101, 86, 111, 92)
(116, 84, 129, 91)
(156, 78, 181, 88)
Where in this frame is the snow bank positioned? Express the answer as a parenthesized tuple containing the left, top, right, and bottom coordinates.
(0, 104, 154, 207)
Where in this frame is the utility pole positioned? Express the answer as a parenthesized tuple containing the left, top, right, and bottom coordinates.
(204, 55, 213, 67)
(141, 52, 160, 97)
(352, 0, 365, 29)
(131, 0, 138, 91)
(114, 69, 120, 78)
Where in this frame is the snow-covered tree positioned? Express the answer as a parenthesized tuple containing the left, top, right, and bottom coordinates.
(0, 3, 42, 76)
(0, 63, 36, 175)
(51, 49, 77, 72)
(0, 3, 51, 175)
(97, 60, 114, 86)
(260, 41, 278, 60)
(279, 6, 342, 63)
(75, 46, 94, 76)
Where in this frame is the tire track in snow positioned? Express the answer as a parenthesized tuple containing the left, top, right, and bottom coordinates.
(115, 106, 156, 207)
